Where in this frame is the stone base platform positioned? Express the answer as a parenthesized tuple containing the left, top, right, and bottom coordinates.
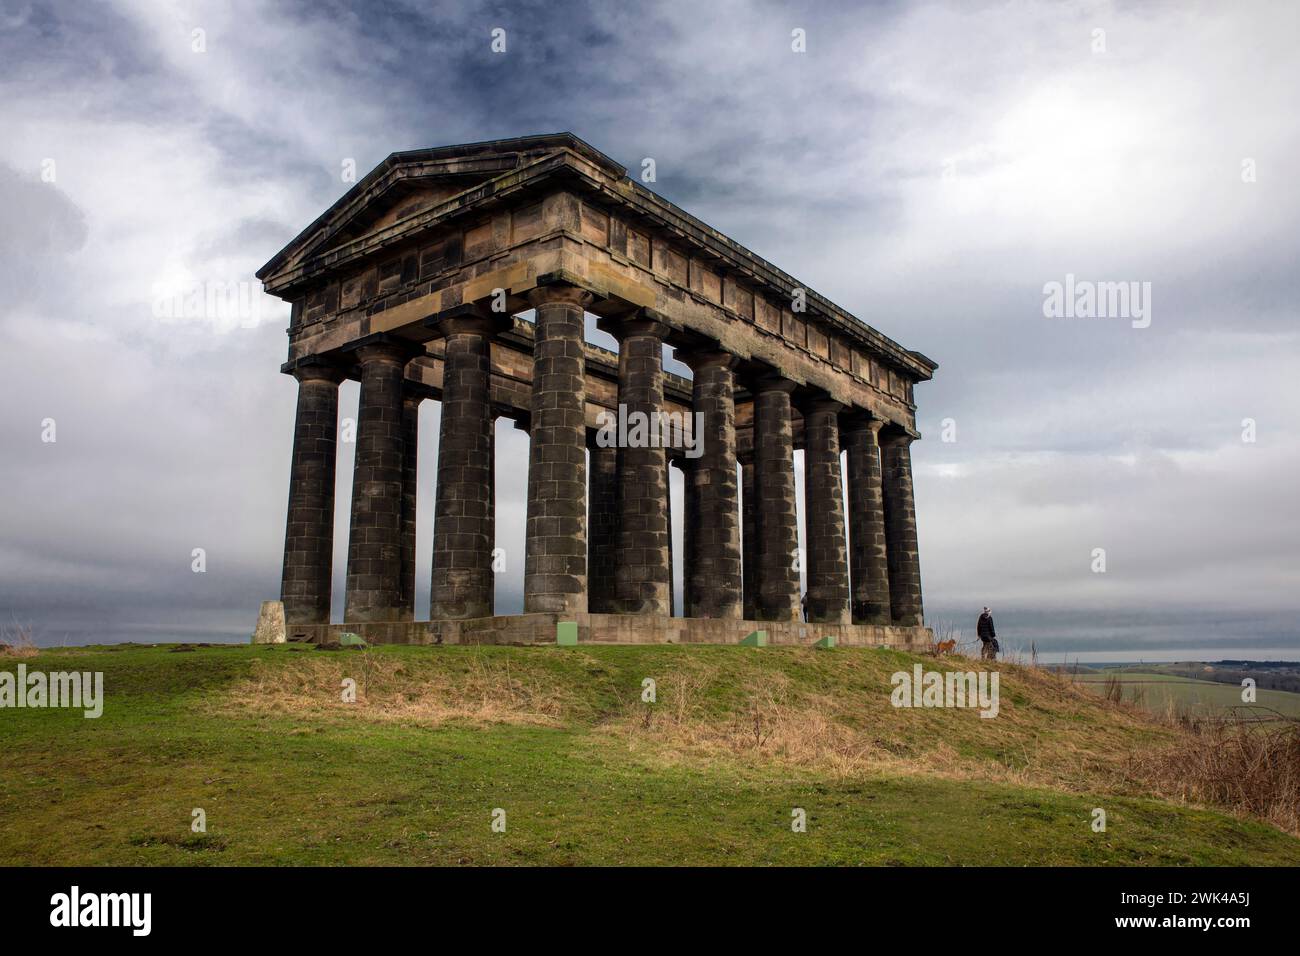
(285, 612, 932, 651)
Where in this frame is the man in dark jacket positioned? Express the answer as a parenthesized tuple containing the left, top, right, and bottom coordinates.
(977, 607, 998, 660)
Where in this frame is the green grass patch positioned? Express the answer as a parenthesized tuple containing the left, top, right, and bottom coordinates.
(2, 643, 1297, 866)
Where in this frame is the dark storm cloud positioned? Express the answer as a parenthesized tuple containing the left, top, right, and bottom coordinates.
(0, 0, 1296, 656)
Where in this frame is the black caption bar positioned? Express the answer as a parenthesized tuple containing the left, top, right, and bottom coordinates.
(0, 866, 1283, 942)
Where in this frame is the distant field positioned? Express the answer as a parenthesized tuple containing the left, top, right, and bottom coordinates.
(1071, 671, 1300, 720)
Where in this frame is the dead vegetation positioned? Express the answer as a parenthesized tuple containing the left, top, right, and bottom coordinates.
(215, 648, 575, 729)
(0, 623, 39, 658)
(1134, 716, 1300, 835)
(211, 644, 1300, 836)
(1103, 672, 1124, 704)
(613, 651, 1162, 794)
(1068, 676, 1300, 833)
(633, 669, 880, 776)
(619, 653, 1300, 836)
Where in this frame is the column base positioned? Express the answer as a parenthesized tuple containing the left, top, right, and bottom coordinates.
(523, 592, 587, 616)
(280, 610, 933, 651)
(852, 601, 893, 626)
(753, 602, 801, 624)
(431, 599, 494, 621)
(807, 607, 852, 626)
(341, 605, 408, 625)
(686, 603, 744, 622)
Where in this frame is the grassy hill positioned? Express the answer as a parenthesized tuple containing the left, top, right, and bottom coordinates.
(2, 642, 1298, 866)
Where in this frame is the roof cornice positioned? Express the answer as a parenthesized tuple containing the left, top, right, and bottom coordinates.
(259, 135, 936, 380)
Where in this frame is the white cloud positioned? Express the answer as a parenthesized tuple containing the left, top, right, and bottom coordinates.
(0, 0, 1295, 651)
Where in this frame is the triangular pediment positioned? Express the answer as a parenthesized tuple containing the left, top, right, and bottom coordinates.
(344, 181, 471, 236)
(258, 133, 625, 284)
(307, 177, 485, 259)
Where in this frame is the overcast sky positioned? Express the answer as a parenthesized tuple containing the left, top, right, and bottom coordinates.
(1, 0, 1297, 658)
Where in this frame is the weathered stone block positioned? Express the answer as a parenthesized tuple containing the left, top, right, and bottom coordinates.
(251, 600, 286, 644)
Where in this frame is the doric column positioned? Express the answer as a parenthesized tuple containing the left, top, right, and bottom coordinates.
(801, 398, 850, 624)
(682, 350, 742, 619)
(666, 457, 676, 617)
(740, 453, 757, 620)
(679, 456, 695, 616)
(605, 314, 671, 615)
(523, 283, 591, 615)
(843, 416, 891, 625)
(428, 309, 501, 620)
(281, 359, 343, 626)
(344, 338, 417, 623)
(881, 433, 924, 626)
(587, 434, 618, 613)
(398, 393, 420, 620)
(487, 420, 495, 594)
(751, 376, 800, 621)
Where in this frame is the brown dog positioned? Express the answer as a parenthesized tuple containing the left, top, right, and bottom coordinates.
(932, 639, 957, 656)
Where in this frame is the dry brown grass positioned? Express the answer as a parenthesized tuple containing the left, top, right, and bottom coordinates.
(0, 623, 38, 659)
(1103, 672, 1124, 704)
(212, 649, 576, 729)
(632, 670, 881, 776)
(207, 644, 1300, 837)
(1133, 719, 1300, 835)
(610, 653, 1168, 795)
